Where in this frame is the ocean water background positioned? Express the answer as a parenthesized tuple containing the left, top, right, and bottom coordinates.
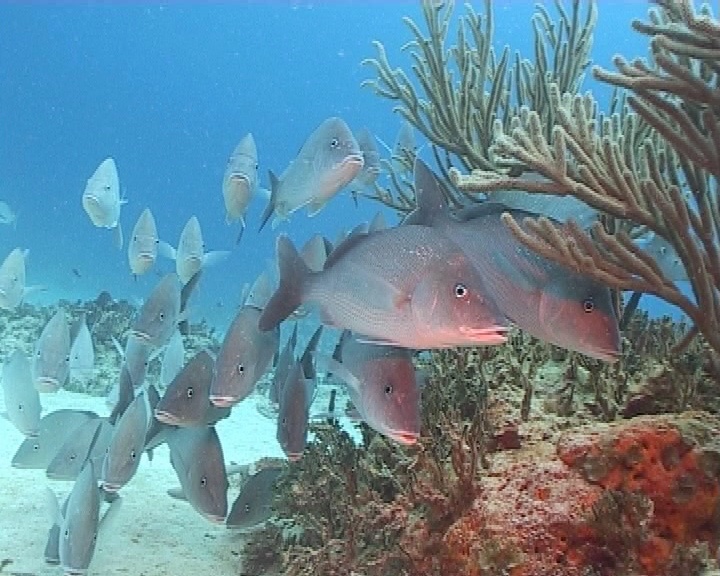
(0, 1, 680, 335)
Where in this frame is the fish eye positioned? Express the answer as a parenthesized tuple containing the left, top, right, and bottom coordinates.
(159, 312, 165, 321)
(454, 283, 468, 299)
(330, 137, 339, 148)
(384, 384, 393, 396)
(244, 504, 251, 513)
(130, 449, 137, 460)
(64, 529, 70, 539)
(200, 477, 207, 487)
(17, 403, 23, 412)
(133, 235, 138, 242)
(255, 163, 259, 170)
(236, 364, 245, 375)
(186, 387, 194, 398)
(33, 443, 40, 451)
(583, 297, 595, 313)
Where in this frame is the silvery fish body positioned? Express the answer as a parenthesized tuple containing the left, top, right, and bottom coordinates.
(102, 391, 149, 492)
(222, 133, 259, 232)
(2, 348, 41, 437)
(127, 207, 159, 276)
(33, 308, 71, 392)
(0, 247, 27, 310)
(130, 273, 182, 348)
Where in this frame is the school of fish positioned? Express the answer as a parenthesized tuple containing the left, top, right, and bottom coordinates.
(0, 117, 632, 576)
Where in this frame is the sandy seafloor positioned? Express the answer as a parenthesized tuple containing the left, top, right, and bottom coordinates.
(0, 385, 294, 576)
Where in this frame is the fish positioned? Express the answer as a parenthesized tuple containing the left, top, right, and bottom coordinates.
(160, 329, 185, 388)
(12, 409, 97, 469)
(159, 216, 231, 285)
(130, 273, 183, 347)
(259, 117, 364, 230)
(0, 247, 28, 309)
(408, 159, 620, 361)
(276, 361, 315, 461)
(69, 314, 95, 385)
(2, 349, 41, 437)
(223, 133, 259, 243)
(46, 417, 113, 481)
(102, 391, 150, 492)
(325, 330, 421, 444)
(226, 466, 283, 530)
(32, 308, 71, 392)
(268, 323, 298, 407)
(639, 231, 689, 281)
(350, 128, 381, 189)
(155, 350, 231, 426)
(167, 426, 229, 523)
(127, 207, 159, 276)
(210, 302, 279, 408)
(48, 462, 101, 575)
(258, 228, 509, 349)
(0, 200, 18, 227)
(81, 157, 125, 249)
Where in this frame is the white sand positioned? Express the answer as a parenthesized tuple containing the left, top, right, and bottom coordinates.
(0, 387, 287, 575)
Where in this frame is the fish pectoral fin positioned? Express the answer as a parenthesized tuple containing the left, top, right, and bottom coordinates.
(157, 240, 177, 260)
(166, 487, 187, 501)
(113, 223, 124, 250)
(306, 199, 327, 217)
(202, 250, 231, 268)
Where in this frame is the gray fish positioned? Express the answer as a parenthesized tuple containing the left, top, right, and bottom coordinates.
(121, 334, 154, 388)
(167, 426, 228, 523)
(223, 133, 259, 242)
(159, 216, 231, 285)
(210, 306, 279, 408)
(277, 361, 315, 461)
(127, 207, 159, 276)
(155, 350, 230, 426)
(351, 128, 381, 188)
(2, 348, 41, 436)
(69, 314, 94, 385)
(226, 466, 282, 530)
(48, 462, 101, 575)
(81, 157, 124, 249)
(258, 227, 509, 349)
(409, 159, 620, 361)
(327, 331, 421, 445)
(130, 273, 182, 347)
(0, 247, 28, 310)
(46, 417, 107, 481)
(12, 409, 97, 469)
(102, 392, 150, 492)
(32, 308, 71, 392)
(268, 323, 298, 407)
(259, 117, 364, 230)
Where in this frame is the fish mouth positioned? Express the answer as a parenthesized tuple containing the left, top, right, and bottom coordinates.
(458, 326, 509, 345)
(63, 567, 88, 576)
(135, 251, 155, 261)
(286, 452, 303, 462)
(229, 173, 250, 185)
(34, 376, 60, 393)
(102, 481, 122, 493)
(209, 395, 238, 408)
(203, 512, 227, 525)
(342, 153, 365, 167)
(387, 430, 419, 445)
(154, 409, 182, 425)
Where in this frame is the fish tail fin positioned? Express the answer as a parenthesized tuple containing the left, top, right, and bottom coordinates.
(258, 171, 280, 232)
(258, 235, 309, 331)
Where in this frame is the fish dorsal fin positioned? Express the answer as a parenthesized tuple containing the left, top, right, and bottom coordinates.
(323, 229, 370, 270)
(258, 170, 280, 232)
(408, 158, 452, 226)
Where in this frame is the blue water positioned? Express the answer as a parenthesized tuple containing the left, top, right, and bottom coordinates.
(0, 1, 681, 330)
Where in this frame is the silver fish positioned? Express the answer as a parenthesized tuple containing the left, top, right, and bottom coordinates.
(223, 133, 259, 243)
(155, 350, 231, 426)
(167, 426, 228, 523)
(2, 348, 41, 436)
(102, 391, 149, 492)
(69, 314, 94, 385)
(160, 329, 185, 388)
(127, 207, 159, 276)
(226, 466, 282, 530)
(51, 462, 101, 575)
(33, 308, 71, 392)
(210, 306, 279, 408)
(259, 117, 364, 230)
(130, 273, 182, 347)
(276, 361, 315, 461)
(0, 247, 28, 310)
(46, 418, 113, 481)
(258, 228, 509, 349)
(328, 331, 421, 444)
(409, 159, 620, 361)
(81, 157, 124, 249)
(12, 409, 97, 469)
(159, 216, 230, 285)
